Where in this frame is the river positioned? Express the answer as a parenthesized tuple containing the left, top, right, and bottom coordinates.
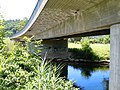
(60, 62, 109, 90)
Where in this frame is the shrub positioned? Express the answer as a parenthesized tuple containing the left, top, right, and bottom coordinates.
(0, 30, 78, 90)
(69, 39, 99, 61)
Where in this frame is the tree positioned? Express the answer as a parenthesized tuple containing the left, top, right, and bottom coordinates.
(4, 17, 28, 37)
(0, 13, 4, 30)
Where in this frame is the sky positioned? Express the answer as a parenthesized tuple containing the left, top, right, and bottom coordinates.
(0, 0, 38, 20)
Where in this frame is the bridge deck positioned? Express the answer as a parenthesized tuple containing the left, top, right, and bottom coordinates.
(12, 0, 120, 40)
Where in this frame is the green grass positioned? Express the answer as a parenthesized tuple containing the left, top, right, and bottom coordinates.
(68, 43, 110, 60)
(90, 44, 110, 60)
(68, 43, 82, 49)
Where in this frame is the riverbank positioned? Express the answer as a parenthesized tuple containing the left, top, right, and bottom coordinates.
(51, 58, 110, 65)
(68, 43, 110, 60)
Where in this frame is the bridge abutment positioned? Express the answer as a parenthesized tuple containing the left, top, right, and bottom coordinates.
(41, 39, 69, 59)
(110, 24, 120, 90)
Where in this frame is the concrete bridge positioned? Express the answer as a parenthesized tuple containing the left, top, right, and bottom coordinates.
(11, 0, 120, 90)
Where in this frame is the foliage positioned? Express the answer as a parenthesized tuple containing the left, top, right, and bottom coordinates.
(90, 44, 110, 60)
(3, 38, 15, 51)
(68, 37, 81, 43)
(69, 39, 99, 61)
(4, 18, 28, 37)
(69, 48, 99, 61)
(68, 35, 110, 44)
(81, 38, 98, 60)
(69, 42, 110, 60)
(0, 13, 4, 27)
(0, 30, 78, 90)
(82, 35, 110, 44)
(81, 38, 91, 50)
(0, 13, 4, 36)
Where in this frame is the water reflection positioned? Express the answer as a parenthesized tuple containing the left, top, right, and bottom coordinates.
(53, 61, 109, 90)
(67, 63, 109, 90)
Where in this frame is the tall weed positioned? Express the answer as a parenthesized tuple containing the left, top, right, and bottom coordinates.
(0, 30, 78, 90)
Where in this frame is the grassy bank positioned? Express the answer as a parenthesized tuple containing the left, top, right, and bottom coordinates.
(68, 43, 110, 60)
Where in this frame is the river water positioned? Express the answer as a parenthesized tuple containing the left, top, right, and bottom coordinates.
(61, 62, 109, 90)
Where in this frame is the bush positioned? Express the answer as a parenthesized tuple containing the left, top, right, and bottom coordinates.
(0, 30, 78, 90)
(69, 39, 99, 61)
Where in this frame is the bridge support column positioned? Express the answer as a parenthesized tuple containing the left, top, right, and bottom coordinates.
(110, 24, 120, 90)
(41, 39, 69, 59)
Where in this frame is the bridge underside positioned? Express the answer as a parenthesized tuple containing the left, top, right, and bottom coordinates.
(12, 0, 120, 40)
(28, 0, 119, 40)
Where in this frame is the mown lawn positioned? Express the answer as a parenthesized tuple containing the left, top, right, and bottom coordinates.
(68, 43, 110, 60)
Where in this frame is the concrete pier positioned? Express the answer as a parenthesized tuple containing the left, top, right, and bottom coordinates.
(41, 39, 69, 59)
(109, 24, 120, 90)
